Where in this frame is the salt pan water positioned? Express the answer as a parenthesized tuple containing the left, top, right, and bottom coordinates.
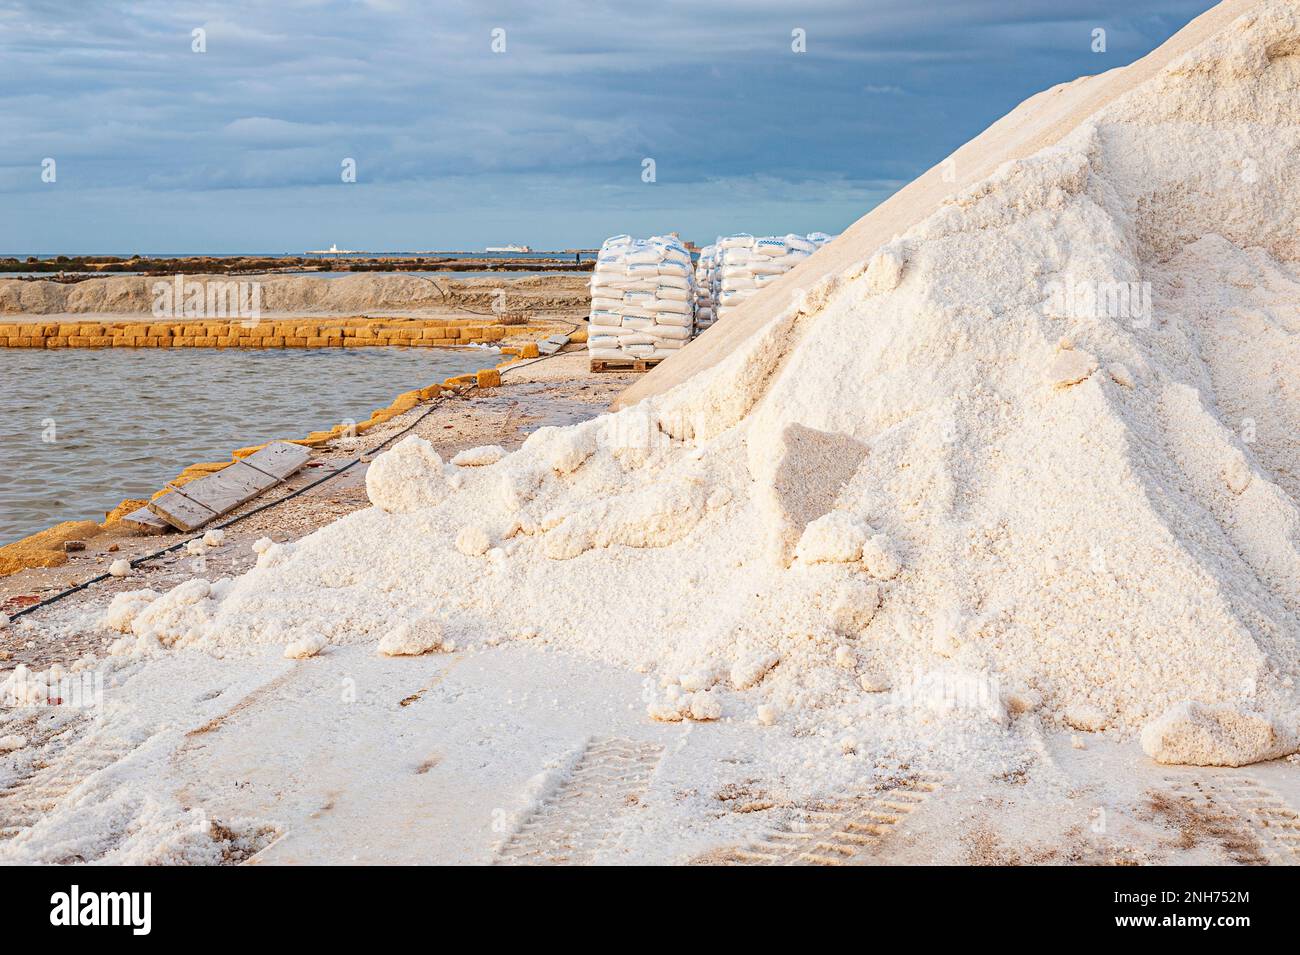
(0, 346, 492, 544)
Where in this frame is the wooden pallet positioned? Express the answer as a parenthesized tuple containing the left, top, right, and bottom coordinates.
(590, 357, 663, 373)
(122, 442, 312, 533)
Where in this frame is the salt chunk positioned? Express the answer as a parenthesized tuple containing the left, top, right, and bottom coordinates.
(185, 539, 206, 556)
(864, 245, 905, 293)
(252, 537, 274, 555)
(1046, 349, 1098, 389)
(0, 734, 27, 753)
(366, 436, 446, 513)
(688, 691, 722, 721)
(731, 652, 780, 689)
(1005, 688, 1042, 714)
(108, 559, 131, 578)
(859, 673, 890, 693)
(834, 645, 855, 669)
(795, 511, 869, 564)
(647, 701, 684, 722)
(1063, 702, 1108, 732)
(1141, 700, 1295, 767)
(451, 445, 507, 467)
(860, 534, 902, 580)
(757, 704, 778, 726)
(202, 529, 226, 547)
(831, 584, 881, 635)
(283, 633, 328, 659)
(378, 615, 447, 656)
(455, 525, 491, 557)
(1107, 363, 1134, 388)
(680, 668, 718, 692)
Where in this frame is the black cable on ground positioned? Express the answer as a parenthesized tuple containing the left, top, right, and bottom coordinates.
(7, 386, 476, 622)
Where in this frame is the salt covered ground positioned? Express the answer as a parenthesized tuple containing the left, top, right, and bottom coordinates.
(2, 642, 1299, 864)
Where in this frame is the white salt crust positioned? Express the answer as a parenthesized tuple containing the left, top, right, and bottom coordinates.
(96, 2, 1300, 765)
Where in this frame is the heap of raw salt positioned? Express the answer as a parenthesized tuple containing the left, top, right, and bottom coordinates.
(102, 0, 1300, 767)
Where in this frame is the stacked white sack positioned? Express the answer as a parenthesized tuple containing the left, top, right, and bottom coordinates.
(588, 235, 695, 362)
(715, 232, 825, 321)
(693, 244, 719, 334)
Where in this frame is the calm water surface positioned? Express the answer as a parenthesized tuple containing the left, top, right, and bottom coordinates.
(0, 347, 493, 544)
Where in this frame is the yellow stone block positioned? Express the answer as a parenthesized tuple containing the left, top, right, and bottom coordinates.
(519, 342, 540, 359)
(476, 368, 502, 388)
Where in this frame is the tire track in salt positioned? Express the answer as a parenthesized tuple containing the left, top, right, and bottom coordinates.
(696, 770, 945, 865)
(1163, 774, 1300, 865)
(496, 737, 663, 865)
(0, 730, 137, 841)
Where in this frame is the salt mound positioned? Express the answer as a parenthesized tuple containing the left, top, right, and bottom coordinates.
(106, 0, 1300, 766)
(365, 437, 445, 513)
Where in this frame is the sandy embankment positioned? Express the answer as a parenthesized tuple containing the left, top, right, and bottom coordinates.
(0, 272, 592, 321)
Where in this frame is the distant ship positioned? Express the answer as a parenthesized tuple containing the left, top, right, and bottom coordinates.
(485, 244, 531, 253)
(306, 244, 358, 255)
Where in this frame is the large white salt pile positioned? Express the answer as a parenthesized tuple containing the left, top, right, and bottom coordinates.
(104, 0, 1300, 766)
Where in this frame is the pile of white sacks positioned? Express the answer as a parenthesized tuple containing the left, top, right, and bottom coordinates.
(587, 235, 695, 363)
(715, 232, 835, 321)
(693, 244, 719, 334)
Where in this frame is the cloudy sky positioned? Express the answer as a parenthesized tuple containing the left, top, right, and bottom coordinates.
(0, 0, 1216, 254)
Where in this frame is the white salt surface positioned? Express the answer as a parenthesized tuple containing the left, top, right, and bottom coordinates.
(5, 0, 1300, 865)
